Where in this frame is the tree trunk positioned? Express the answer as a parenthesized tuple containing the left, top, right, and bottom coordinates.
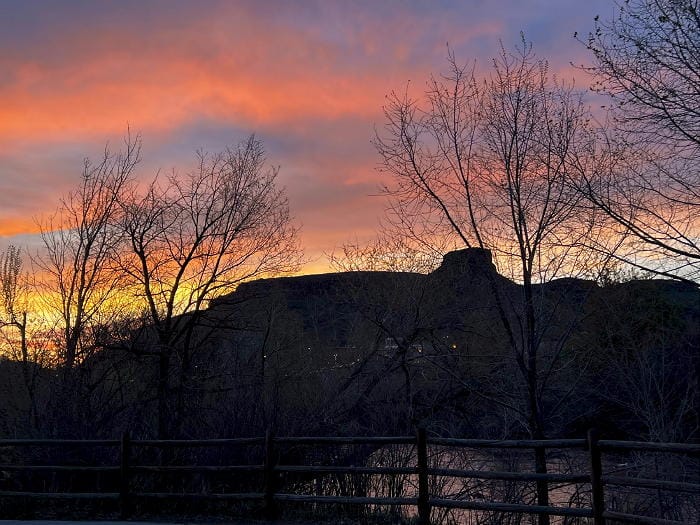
(524, 274, 549, 525)
(157, 351, 170, 439)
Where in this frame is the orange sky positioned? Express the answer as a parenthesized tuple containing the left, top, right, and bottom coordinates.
(0, 0, 612, 273)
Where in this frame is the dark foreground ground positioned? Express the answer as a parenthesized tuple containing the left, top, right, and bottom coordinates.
(0, 521, 329, 525)
(0, 521, 333, 525)
(0, 519, 330, 525)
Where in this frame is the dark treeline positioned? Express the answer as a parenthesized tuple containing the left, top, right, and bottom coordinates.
(0, 247, 697, 443)
(0, 0, 697, 446)
(0, 247, 698, 522)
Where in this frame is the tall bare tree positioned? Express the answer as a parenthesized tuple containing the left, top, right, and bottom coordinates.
(34, 136, 140, 369)
(116, 135, 301, 438)
(374, 40, 599, 516)
(579, 0, 700, 281)
(0, 246, 26, 349)
(0, 245, 36, 426)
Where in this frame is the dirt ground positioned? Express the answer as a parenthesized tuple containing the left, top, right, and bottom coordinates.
(0, 521, 332, 525)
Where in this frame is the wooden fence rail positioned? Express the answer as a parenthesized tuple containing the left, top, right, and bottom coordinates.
(0, 429, 697, 524)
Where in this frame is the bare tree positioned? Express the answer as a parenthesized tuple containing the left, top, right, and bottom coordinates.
(34, 135, 140, 369)
(0, 245, 37, 427)
(329, 235, 443, 273)
(374, 40, 599, 516)
(115, 135, 301, 438)
(0, 246, 26, 354)
(579, 0, 700, 281)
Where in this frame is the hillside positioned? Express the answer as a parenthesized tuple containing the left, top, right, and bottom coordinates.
(1, 248, 697, 441)
(199, 248, 698, 438)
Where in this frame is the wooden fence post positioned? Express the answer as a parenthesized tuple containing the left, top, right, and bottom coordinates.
(534, 445, 550, 525)
(416, 427, 431, 525)
(587, 428, 605, 525)
(119, 431, 132, 519)
(264, 428, 278, 520)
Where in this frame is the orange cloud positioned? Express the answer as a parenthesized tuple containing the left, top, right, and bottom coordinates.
(0, 1, 513, 144)
(0, 216, 39, 237)
(0, 1, 605, 273)
(0, 15, 413, 145)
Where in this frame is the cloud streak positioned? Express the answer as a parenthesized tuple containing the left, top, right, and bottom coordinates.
(0, 0, 611, 266)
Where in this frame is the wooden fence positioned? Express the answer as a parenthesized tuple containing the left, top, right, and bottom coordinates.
(0, 429, 698, 524)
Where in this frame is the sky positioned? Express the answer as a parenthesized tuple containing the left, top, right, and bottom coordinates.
(0, 0, 615, 273)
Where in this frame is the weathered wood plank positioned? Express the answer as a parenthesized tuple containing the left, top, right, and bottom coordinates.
(430, 438, 586, 449)
(429, 467, 589, 483)
(430, 497, 593, 517)
(275, 465, 416, 475)
(273, 493, 417, 506)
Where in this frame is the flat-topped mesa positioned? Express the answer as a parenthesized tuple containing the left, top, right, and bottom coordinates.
(211, 248, 500, 311)
(210, 269, 424, 310)
(434, 247, 496, 277)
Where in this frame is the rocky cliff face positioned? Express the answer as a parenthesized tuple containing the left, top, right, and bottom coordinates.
(214, 248, 502, 311)
(436, 247, 495, 275)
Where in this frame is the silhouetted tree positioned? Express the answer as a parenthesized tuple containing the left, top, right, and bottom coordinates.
(0, 246, 26, 354)
(34, 135, 140, 369)
(115, 135, 301, 438)
(375, 40, 601, 517)
(0, 245, 37, 428)
(579, 0, 700, 281)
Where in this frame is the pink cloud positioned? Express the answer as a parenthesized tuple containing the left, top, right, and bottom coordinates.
(0, 1, 608, 272)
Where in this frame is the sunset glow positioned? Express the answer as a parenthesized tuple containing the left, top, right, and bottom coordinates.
(0, 4, 698, 515)
(0, 0, 612, 269)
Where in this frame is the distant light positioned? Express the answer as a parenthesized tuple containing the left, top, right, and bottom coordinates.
(451, 344, 457, 349)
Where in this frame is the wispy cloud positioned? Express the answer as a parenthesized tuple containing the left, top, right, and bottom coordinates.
(0, 0, 610, 265)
